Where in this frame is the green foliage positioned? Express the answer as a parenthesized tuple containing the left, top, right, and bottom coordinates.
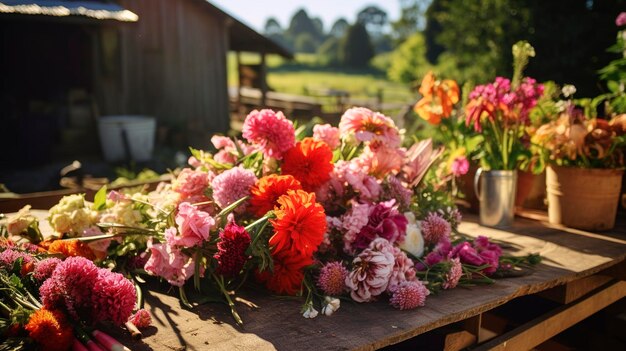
(294, 33, 318, 54)
(317, 37, 340, 65)
(339, 23, 375, 68)
(387, 32, 431, 84)
(93, 185, 107, 211)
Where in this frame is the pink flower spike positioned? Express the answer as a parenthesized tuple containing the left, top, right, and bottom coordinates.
(92, 330, 131, 351)
(72, 338, 89, 351)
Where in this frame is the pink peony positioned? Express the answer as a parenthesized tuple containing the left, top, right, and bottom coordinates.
(172, 203, 214, 247)
(450, 156, 469, 177)
(128, 309, 152, 328)
(317, 261, 349, 296)
(352, 200, 408, 251)
(210, 167, 258, 212)
(313, 124, 341, 149)
(345, 238, 395, 302)
(421, 212, 451, 245)
(242, 109, 295, 159)
(91, 269, 137, 325)
(617, 12, 626, 26)
(339, 107, 401, 149)
(33, 257, 62, 282)
(389, 280, 430, 310)
(386, 247, 417, 293)
(144, 238, 195, 287)
(172, 168, 209, 197)
(214, 221, 251, 277)
(443, 258, 463, 289)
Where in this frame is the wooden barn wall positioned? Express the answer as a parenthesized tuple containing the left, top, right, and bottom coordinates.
(97, 0, 230, 148)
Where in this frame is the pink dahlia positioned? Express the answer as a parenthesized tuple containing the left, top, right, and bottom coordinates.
(91, 269, 137, 325)
(389, 280, 430, 310)
(421, 212, 451, 245)
(345, 238, 395, 302)
(352, 201, 408, 251)
(172, 168, 209, 197)
(214, 221, 251, 277)
(210, 167, 257, 212)
(386, 247, 417, 293)
(313, 124, 341, 149)
(173, 202, 215, 247)
(317, 261, 349, 296)
(339, 107, 401, 149)
(128, 309, 152, 328)
(33, 257, 62, 282)
(242, 109, 295, 159)
(443, 258, 463, 290)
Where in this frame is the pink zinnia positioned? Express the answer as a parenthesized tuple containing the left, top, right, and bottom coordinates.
(317, 261, 349, 296)
(389, 280, 430, 310)
(242, 109, 295, 159)
(172, 168, 209, 197)
(386, 247, 417, 293)
(443, 258, 463, 290)
(173, 202, 215, 247)
(345, 238, 395, 302)
(339, 107, 401, 149)
(214, 221, 251, 277)
(128, 309, 152, 328)
(421, 212, 451, 245)
(450, 156, 469, 177)
(617, 12, 626, 27)
(210, 167, 257, 212)
(33, 257, 62, 282)
(313, 124, 341, 149)
(91, 269, 137, 325)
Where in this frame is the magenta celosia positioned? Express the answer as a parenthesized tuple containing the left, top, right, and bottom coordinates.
(345, 238, 395, 302)
(421, 212, 451, 245)
(443, 258, 463, 290)
(33, 257, 62, 282)
(242, 109, 295, 159)
(172, 168, 209, 197)
(210, 167, 257, 212)
(214, 221, 251, 277)
(128, 309, 152, 328)
(317, 261, 349, 296)
(91, 269, 136, 325)
(313, 124, 341, 149)
(389, 280, 430, 310)
(172, 202, 215, 247)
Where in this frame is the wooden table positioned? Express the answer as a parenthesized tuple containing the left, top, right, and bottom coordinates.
(10, 211, 626, 350)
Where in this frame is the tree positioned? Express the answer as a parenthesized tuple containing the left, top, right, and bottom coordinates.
(318, 37, 341, 65)
(294, 33, 318, 54)
(264, 17, 282, 36)
(312, 17, 324, 37)
(387, 32, 431, 83)
(339, 23, 375, 68)
(288, 9, 323, 42)
(357, 6, 388, 39)
(329, 18, 349, 39)
(392, 0, 430, 43)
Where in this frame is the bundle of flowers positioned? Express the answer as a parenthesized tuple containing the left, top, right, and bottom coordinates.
(3, 106, 539, 326)
(0, 239, 145, 351)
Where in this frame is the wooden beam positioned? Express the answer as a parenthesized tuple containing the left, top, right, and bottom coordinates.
(538, 275, 613, 304)
(236, 50, 242, 114)
(474, 281, 626, 351)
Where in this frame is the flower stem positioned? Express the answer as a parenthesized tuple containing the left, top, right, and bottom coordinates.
(212, 273, 243, 326)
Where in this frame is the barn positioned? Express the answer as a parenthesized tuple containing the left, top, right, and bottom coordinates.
(0, 0, 291, 168)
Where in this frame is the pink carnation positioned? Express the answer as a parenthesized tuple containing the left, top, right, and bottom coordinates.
(144, 238, 195, 287)
(345, 238, 395, 302)
(386, 247, 417, 293)
(317, 261, 349, 296)
(210, 167, 257, 212)
(172, 168, 209, 197)
(214, 221, 251, 277)
(128, 309, 152, 328)
(421, 212, 451, 245)
(339, 107, 401, 149)
(443, 258, 463, 290)
(172, 203, 214, 247)
(33, 257, 62, 282)
(617, 12, 626, 26)
(242, 109, 295, 159)
(389, 280, 430, 310)
(91, 269, 137, 325)
(313, 124, 341, 149)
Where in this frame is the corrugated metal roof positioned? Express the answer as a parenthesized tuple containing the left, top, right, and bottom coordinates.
(0, 1, 138, 22)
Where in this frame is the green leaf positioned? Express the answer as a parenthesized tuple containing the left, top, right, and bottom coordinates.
(607, 80, 620, 93)
(94, 185, 107, 211)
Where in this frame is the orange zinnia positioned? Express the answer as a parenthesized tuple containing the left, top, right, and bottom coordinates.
(24, 309, 74, 351)
(255, 248, 313, 295)
(414, 71, 460, 125)
(47, 239, 96, 260)
(249, 174, 302, 217)
(281, 138, 333, 192)
(269, 190, 326, 258)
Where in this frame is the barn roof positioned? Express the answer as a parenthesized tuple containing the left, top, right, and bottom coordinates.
(0, 0, 138, 22)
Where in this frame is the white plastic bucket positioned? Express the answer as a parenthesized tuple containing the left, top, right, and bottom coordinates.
(98, 116, 156, 162)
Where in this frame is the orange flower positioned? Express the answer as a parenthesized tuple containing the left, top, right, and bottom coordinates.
(269, 190, 326, 257)
(250, 174, 302, 217)
(255, 249, 313, 295)
(281, 138, 333, 192)
(414, 71, 460, 125)
(24, 309, 74, 351)
(47, 239, 96, 260)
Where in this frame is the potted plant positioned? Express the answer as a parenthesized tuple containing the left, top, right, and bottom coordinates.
(465, 41, 544, 227)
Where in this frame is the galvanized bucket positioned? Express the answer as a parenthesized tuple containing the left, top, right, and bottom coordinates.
(474, 169, 518, 228)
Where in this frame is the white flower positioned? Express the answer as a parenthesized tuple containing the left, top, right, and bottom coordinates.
(302, 306, 318, 319)
(399, 212, 424, 258)
(321, 297, 341, 316)
(562, 85, 576, 98)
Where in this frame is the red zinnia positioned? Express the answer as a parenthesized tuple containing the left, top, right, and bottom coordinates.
(249, 174, 302, 217)
(269, 190, 326, 257)
(256, 249, 313, 295)
(24, 309, 74, 351)
(281, 138, 333, 192)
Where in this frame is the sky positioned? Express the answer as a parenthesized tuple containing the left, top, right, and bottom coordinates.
(210, 0, 401, 33)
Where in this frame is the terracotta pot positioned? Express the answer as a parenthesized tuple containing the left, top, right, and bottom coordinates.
(546, 166, 624, 231)
(458, 164, 480, 212)
(515, 171, 535, 208)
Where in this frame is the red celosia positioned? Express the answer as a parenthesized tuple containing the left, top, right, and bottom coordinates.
(281, 138, 334, 192)
(249, 174, 302, 217)
(269, 190, 326, 258)
(24, 309, 74, 351)
(256, 249, 313, 295)
(214, 221, 251, 277)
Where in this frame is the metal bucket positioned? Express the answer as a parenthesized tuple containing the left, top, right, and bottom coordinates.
(474, 169, 517, 228)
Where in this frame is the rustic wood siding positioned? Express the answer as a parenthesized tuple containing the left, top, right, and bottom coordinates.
(97, 0, 230, 148)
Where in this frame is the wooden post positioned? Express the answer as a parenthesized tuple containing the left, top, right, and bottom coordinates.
(260, 51, 267, 106)
(236, 50, 242, 114)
